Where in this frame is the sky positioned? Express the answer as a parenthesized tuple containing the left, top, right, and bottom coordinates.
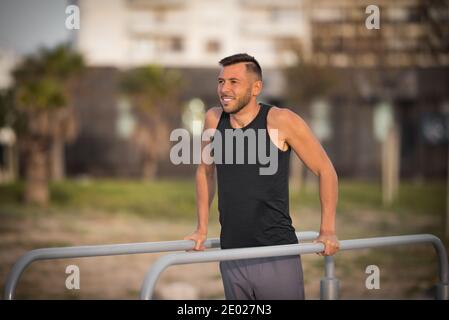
(0, 0, 71, 55)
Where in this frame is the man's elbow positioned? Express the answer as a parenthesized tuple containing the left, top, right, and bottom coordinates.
(318, 163, 338, 182)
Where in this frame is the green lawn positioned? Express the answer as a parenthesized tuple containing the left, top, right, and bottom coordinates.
(0, 179, 204, 220)
(0, 179, 445, 219)
(291, 179, 446, 217)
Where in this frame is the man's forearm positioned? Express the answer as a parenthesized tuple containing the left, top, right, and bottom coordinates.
(195, 166, 215, 233)
(318, 167, 338, 234)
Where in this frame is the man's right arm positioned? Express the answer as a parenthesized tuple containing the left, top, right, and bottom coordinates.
(184, 107, 221, 250)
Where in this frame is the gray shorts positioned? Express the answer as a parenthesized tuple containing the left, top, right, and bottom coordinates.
(219, 255, 305, 300)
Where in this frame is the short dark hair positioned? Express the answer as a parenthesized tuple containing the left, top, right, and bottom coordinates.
(219, 53, 262, 80)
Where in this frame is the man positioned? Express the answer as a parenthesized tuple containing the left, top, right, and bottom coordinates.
(184, 53, 339, 300)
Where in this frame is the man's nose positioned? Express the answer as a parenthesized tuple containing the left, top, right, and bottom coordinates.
(219, 82, 231, 94)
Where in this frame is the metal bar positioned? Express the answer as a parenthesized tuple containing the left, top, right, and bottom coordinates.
(340, 234, 448, 283)
(324, 256, 335, 278)
(140, 233, 449, 300)
(4, 231, 319, 300)
(321, 256, 339, 300)
(140, 242, 324, 300)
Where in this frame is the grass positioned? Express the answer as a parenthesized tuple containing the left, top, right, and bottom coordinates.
(0, 179, 215, 221)
(290, 179, 446, 217)
(0, 178, 445, 220)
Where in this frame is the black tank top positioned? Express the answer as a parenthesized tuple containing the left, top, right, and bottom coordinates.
(215, 102, 298, 249)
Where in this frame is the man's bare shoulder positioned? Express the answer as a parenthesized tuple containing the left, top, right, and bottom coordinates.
(204, 106, 223, 129)
(268, 106, 305, 128)
(206, 106, 222, 118)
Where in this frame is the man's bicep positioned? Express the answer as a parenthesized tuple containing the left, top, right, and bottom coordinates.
(286, 114, 331, 176)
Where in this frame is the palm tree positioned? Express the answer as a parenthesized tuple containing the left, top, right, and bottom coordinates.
(120, 65, 183, 180)
(12, 44, 84, 205)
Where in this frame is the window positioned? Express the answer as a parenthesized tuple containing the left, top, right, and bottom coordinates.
(205, 40, 220, 53)
(154, 9, 166, 23)
(170, 37, 183, 52)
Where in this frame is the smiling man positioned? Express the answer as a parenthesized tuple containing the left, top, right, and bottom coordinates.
(185, 53, 339, 300)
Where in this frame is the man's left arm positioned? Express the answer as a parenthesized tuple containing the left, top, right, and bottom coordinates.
(272, 108, 340, 256)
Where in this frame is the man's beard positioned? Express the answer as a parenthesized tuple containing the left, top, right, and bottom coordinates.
(221, 89, 252, 114)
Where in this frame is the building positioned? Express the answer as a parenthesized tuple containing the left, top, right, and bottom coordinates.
(76, 0, 308, 68)
(298, 0, 449, 179)
(304, 0, 449, 68)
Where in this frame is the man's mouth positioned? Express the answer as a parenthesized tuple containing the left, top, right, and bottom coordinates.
(221, 96, 235, 103)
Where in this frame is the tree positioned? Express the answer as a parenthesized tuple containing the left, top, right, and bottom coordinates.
(12, 44, 84, 205)
(120, 65, 183, 180)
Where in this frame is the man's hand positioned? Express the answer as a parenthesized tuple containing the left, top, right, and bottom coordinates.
(184, 229, 207, 251)
(314, 232, 340, 256)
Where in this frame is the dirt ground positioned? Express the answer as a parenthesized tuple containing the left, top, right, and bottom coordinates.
(0, 206, 443, 300)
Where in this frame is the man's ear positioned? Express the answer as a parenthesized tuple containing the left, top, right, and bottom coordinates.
(252, 80, 263, 96)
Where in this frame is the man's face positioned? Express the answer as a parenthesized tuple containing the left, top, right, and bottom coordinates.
(217, 63, 261, 114)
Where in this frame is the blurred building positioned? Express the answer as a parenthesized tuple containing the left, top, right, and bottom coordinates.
(305, 0, 449, 68)
(67, 0, 449, 180)
(298, 0, 449, 179)
(74, 0, 310, 99)
(76, 0, 308, 68)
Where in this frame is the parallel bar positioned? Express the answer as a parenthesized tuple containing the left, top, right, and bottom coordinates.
(140, 242, 324, 300)
(140, 234, 449, 300)
(321, 256, 339, 300)
(324, 256, 335, 278)
(340, 234, 448, 283)
(4, 231, 319, 300)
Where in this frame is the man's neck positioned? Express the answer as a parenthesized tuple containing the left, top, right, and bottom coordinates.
(229, 100, 260, 129)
